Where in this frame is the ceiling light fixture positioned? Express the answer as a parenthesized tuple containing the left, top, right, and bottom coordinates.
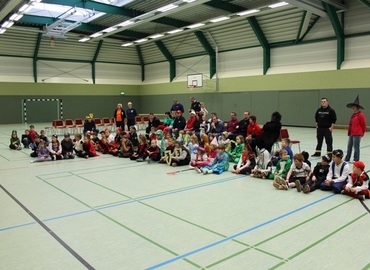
(157, 4, 178, 12)
(90, 32, 103, 38)
(117, 20, 135, 27)
(268, 1, 289, 8)
(19, 4, 33, 13)
(78, 37, 90, 42)
(2, 21, 14, 28)
(237, 9, 260, 16)
(187, 23, 205, 29)
(122, 42, 134, 47)
(103, 27, 117, 33)
(167, 29, 184, 34)
(210, 16, 230, 23)
(149, 34, 164, 39)
(0, 28, 6, 34)
(9, 13, 24, 21)
(183, 0, 196, 3)
(135, 38, 148, 43)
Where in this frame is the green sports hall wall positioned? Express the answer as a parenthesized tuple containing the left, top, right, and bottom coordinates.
(0, 67, 369, 127)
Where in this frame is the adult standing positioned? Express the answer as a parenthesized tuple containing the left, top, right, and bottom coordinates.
(189, 97, 201, 113)
(344, 95, 366, 162)
(256, 111, 282, 153)
(312, 98, 337, 157)
(170, 99, 184, 114)
(200, 102, 208, 116)
(126, 102, 138, 129)
(113, 103, 126, 131)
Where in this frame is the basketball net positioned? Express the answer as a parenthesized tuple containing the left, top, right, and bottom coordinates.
(50, 36, 56, 47)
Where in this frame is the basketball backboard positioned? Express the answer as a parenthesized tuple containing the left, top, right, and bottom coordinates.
(187, 73, 203, 88)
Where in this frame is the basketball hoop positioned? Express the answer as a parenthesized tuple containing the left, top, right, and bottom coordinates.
(50, 36, 56, 47)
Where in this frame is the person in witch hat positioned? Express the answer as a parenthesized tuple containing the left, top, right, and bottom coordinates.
(344, 95, 366, 162)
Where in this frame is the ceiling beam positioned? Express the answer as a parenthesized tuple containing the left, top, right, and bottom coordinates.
(296, 11, 312, 42)
(320, 0, 348, 11)
(194, 31, 216, 79)
(284, 0, 328, 18)
(357, 0, 370, 9)
(0, 0, 23, 22)
(33, 33, 42, 83)
(247, 17, 270, 75)
(155, 41, 176, 82)
(204, 0, 244, 13)
(96, 0, 211, 39)
(92, 40, 103, 84)
(136, 45, 145, 82)
(323, 2, 344, 69)
(41, 0, 190, 28)
(41, 0, 136, 17)
(19, 15, 148, 40)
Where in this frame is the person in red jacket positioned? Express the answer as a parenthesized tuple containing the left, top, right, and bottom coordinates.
(78, 134, 99, 158)
(344, 95, 366, 162)
(246, 115, 263, 154)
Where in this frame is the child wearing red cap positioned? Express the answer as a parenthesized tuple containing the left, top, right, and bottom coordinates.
(342, 161, 369, 200)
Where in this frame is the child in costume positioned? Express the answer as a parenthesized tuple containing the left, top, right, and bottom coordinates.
(48, 134, 63, 160)
(250, 148, 272, 179)
(231, 144, 255, 175)
(208, 137, 218, 162)
(22, 129, 32, 148)
(9, 130, 21, 150)
(274, 153, 311, 191)
(219, 131, 231, 153)
(228, 135, 244, 163)
(199, 133, 211, 156)
(159, 138, 175, 164)
(119, 135, 134, 158)
(303, 154, 331, 193)
(77, 134, 99, 158)
(342, 161, 369, 200)
(188, 134, 199, 161)
(197, 144, 229, 175)
(39, 130, 49, 146)
(129, 126, 139, 150)
(30, 135, 41, 158)
(73, 133, 84, 156)
(61, 133, 75, 159)
(320, 149, 349, 194)
(170, 140, 191, 167)
(31, 140, 51, 163)
(130, 134, 148, 161)
(146, 140, 161, 163)
(156, 130, 166, 157)
(190, 146, 210, 169)
(268, 149, 291, 180)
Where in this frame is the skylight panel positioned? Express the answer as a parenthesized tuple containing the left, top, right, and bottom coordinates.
(23, 3, 106, 23)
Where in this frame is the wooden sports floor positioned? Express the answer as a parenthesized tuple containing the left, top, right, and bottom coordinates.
(1, 123, 369, 270)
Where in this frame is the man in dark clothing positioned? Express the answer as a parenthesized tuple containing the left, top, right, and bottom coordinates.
(171, 110, 186, 138)
(312, 98, 337, 157)
(145, 113, 161, 135)
(189, 97, 201, 112)
(170, 99, 184, 114)
(235, 111, 250, 137)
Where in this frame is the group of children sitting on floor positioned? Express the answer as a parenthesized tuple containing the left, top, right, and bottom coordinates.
(9, 124, 369, 200)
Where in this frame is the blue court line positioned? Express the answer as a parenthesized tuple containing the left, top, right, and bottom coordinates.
(146, 193, 336, 270)
(1, 175, 245, 232)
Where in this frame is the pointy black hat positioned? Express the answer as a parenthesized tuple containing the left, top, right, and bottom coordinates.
(346, 95, 364, 110)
